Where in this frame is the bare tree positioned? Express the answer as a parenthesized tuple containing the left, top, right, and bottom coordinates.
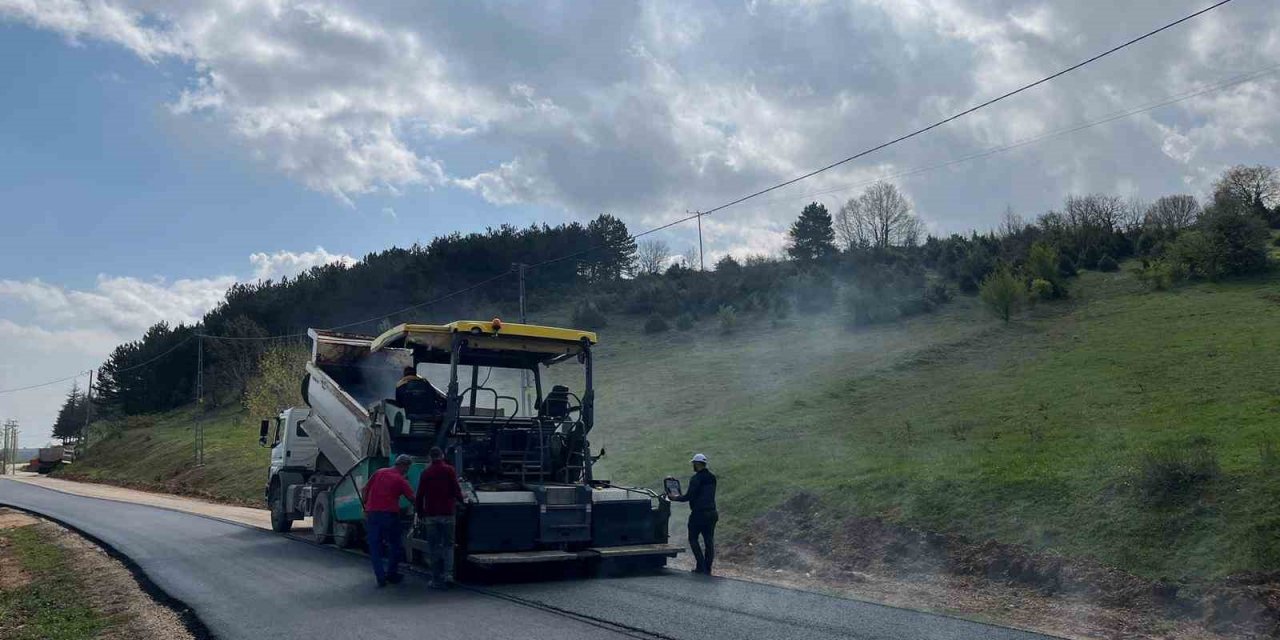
(1064, 194, 1124, 231)
(635, 239, 671, 275)
(1144, 195, 1200, 232)
(679, 246, 699, 270)
(1119, 196, 1147, 233)
(835, 181, 922, 249)
(1212, 164, 1279, 212)
(998, 205, 1025, 238)
(834, 198, 865, 249)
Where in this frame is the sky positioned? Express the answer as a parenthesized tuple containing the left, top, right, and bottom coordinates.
(0, 0, 1277, 446)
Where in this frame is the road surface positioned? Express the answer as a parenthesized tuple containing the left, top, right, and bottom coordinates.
(0, 479, 1054, 640)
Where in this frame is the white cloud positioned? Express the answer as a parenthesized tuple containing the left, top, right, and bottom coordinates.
(248, 246, 355, 282)
(0, 275, 235, 337)
(2, 0, 1278, 243)
(0, 247, 354, 445)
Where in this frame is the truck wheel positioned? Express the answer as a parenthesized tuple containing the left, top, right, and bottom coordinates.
(313, 491, 333, 545)
(333, 522, 358, 549)
(269, 483, 293, 533)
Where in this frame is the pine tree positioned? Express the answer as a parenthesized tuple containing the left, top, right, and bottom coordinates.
(582, 214, 637, 282)
(787, 202, 837, 263)
(51, 382, 84, 445)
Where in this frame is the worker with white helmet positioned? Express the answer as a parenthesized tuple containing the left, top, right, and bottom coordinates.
(668, 453, 718, 575)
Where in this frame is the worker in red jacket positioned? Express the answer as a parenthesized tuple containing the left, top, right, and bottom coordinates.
(415, 446, 465, 588)
(361, 454, 415, 587)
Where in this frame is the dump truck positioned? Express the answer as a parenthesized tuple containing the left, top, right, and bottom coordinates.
(35, 447, 65, 474)
(258, 319, 679, 572)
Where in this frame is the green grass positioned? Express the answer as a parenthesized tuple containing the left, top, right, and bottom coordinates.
(71, 265, 1280, 581)
(69, 405, 268, 505)
(0, 525, 105, 640)
(588, 267, 1280, 581)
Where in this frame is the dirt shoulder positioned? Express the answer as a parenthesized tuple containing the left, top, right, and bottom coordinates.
(0, 507, 196, 640)
(8, 473, 311, 532)
(718, 493, 1278, 640)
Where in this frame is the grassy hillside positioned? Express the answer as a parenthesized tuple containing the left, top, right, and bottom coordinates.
(71, 265, 1280, 580)
(593, 267, 1280, 581)
(67, 406, 267, 505)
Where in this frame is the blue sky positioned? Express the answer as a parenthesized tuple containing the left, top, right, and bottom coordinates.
(1, 0, 1277, 445)
(0, 23, 553, 289)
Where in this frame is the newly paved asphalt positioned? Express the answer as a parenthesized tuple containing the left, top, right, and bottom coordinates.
(0, 479, 1054, 640)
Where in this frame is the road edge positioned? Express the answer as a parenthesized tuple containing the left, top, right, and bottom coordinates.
(0, 502, 217, 640)
(3, 478, 1066, 640)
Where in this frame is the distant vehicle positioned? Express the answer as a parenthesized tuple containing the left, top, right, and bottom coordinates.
(35, 447, 65, 474)
(258, 319, 679, 575)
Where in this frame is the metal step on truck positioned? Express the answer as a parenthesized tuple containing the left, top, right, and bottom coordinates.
(258, 319, 680, 574)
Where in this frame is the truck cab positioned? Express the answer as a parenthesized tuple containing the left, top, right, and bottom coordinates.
(262, 407, 319, 482)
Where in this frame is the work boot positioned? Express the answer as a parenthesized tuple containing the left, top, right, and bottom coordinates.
(386, 573, 403, 585)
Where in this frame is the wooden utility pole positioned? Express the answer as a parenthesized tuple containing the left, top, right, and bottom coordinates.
(195, 335, 205, 466)
(696, 211, 705, 271)
(79, 370, 93, 453)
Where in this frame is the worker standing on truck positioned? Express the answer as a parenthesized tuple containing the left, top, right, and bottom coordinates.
(362, 454, 416, 587)
(668, 453, 718, 575)
(415, 446, 464, 589)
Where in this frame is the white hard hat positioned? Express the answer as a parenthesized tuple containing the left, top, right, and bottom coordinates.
(690, 453, 708, 464)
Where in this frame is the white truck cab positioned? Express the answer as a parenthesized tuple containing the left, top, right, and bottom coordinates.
(264, 407, 319, 475)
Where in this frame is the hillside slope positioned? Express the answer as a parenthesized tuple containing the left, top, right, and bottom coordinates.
(70, 266, 1280, 581)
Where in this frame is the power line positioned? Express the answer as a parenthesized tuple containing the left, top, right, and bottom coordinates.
(526, 0, 1236, 271)
(693, 0, 1236, 220)
(768, 64, 1280, 208)
(0, 371, 89, 395)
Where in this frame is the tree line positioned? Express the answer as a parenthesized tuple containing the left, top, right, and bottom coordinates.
(70, 164, 1278, 427)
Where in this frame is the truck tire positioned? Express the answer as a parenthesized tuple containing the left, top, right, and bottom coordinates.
(313, 491, 333, 545)
(269, 482, 293, 533)
(333, 521, 359, 549)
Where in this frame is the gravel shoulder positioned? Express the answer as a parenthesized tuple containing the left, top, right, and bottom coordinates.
(0, 507, 195, 640)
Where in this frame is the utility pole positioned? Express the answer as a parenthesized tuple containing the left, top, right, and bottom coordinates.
(696, 211, 705, 271)
(195, 335, 205, 466)
(79, 369, 93, 454)
(513, 263, 532, 414)
(3, 419, 18, 475)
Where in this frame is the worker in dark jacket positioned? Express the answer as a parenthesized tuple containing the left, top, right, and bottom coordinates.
(396, 366, 445, 416)
(668, 453, 718, 575)
(415, 446, 465, 588)
(361, 454, 415, 587)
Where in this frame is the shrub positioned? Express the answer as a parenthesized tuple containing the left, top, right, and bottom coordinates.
(675, 314, 695, 331)
(244, 344, 310, 422)
(1201, 207, 1270, 276)
(1273, 235, 1280, 248)
(1028, 278, 1054, 302)
(716, 305, 738, 334)
(1137, 443, 1219, 506)
(979, 266, 1023, 323)
(772, 298, 792, 320)
(642, 314, 669, 334)
(1097, 255, 1119, 272)
(791, 272, 837, 312)
(571, 300, 608, 329)
(923, 282, 952, 307)
(1057, 253, 1078, 277)
(1026, 243, 1061, 287)
(1078, 245, 1102, 270)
